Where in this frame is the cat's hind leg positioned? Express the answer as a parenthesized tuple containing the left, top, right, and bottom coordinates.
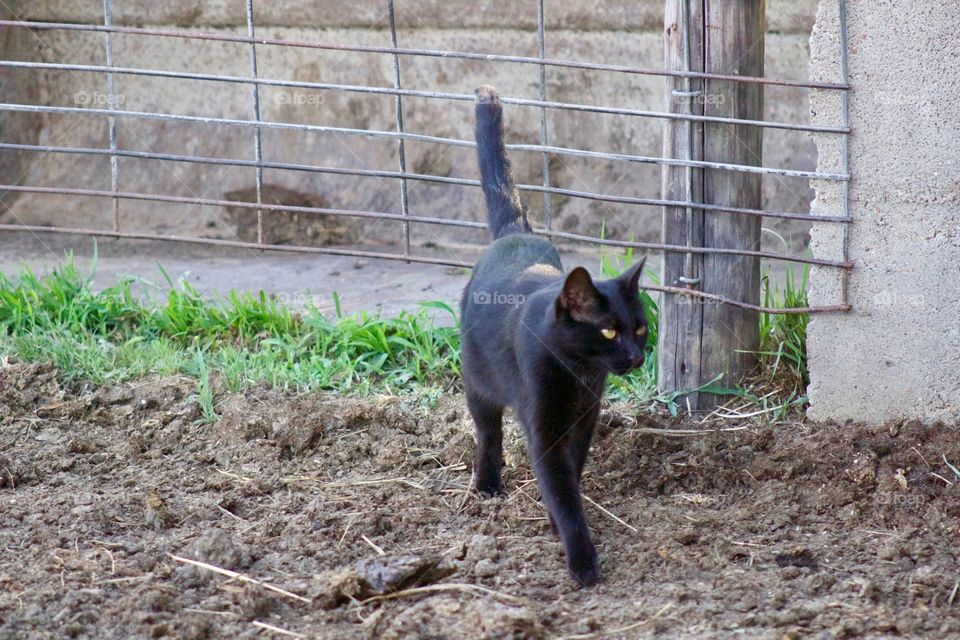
(466, 391, 505, 497)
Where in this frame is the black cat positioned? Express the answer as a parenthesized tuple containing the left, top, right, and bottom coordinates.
(460, 85, 649, 586)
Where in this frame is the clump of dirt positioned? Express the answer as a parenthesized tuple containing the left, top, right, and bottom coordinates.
(222, 184, 359, 246)
(1, 359, 958, 638)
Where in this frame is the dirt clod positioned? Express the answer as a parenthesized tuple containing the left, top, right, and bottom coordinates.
(0, 453, 19, 488)
(356, 555, 455, 594)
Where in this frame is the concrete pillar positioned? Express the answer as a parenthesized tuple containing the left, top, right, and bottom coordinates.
(807, 0, 960, 425)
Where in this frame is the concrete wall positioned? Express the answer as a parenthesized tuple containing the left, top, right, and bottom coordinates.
(807, 0, 960, 425)
(0, 0, 818, 253)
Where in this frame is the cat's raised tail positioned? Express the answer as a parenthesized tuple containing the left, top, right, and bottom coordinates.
(474, 85, 531, 239)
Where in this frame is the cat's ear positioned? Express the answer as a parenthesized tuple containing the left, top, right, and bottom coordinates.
(620, 257, 647, 293)
(559, 267, 601, 321)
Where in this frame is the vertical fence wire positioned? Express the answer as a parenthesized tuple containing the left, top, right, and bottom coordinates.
(536, 0, 552, 229)
(102, 0, 120, 232)
(675, 0, 701, 287)
(245, 0, 265, 245)
(838, 0, 851, 306)
(387, 0, 411, 258)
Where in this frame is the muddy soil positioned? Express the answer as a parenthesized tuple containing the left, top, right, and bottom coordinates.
(1, 360, 958, 639)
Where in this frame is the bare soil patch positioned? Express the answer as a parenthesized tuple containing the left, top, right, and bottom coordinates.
(1, 361, 958, 638)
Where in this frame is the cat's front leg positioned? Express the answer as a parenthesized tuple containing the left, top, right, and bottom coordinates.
(567, 401, 601, 483)
(529, 436, 599, 586)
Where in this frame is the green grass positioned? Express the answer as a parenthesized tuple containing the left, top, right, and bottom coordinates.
(758, 266, 810, 386)
(0, 251, 460, 400)
(190, 348, 219, 424)
(598, 243, 660, 403)
(0, 245, 811, 413)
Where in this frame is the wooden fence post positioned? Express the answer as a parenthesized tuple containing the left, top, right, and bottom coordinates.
(659, 0, 706, 406)
(659, 0, 765, 410)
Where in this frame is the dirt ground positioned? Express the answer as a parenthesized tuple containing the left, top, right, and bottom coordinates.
(1, 360, 958, 639)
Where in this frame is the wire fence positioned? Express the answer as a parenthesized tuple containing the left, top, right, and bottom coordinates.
(0, 1, 851, 314)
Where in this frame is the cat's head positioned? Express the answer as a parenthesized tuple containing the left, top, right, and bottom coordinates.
(553, 260, 649, 376)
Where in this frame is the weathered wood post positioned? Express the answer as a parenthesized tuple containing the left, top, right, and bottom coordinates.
(660, 0, 706, 404)
(659, 0, 765, 410)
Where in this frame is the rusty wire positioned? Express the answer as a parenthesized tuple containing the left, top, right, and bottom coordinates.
(0, 144, 852, 224)
(0, 4, 852, 314)
(0, 19, 850, 91)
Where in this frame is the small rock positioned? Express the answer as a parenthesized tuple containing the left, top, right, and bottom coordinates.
(34, 427, 63, 443)
(144, 490, 178, 530)
(356, 555, 455, 594)
(474, 558, 498, 577)
(183, 529, 252, 571)
(674, 528, 699, 545)
(175, 529, 252, 587)
(888, 418, 904, 437)
(465, 534, 499, 565)
(780, 566, 801, 580)
(67, 436, 98, 455)
(848, 450, 878, 487)
(238, 584, 276, 620)
(894, 468, 908, 489)
(877, 540, 904, 561)
(311, 568, 367, 609)
(353, 260, 368, 270)
(312, 555, 454, 610)
(837, 504, 860, 522)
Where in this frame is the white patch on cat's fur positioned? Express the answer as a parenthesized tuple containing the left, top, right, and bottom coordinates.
(522, 263, 563, 277)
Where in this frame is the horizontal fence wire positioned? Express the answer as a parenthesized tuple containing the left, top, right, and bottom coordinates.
(0, 60, 849, 135)
(0, 140, 852, 224)
(0, 142, 851, 224)
(0, 184, 853, 269)
(0, 101, 848, 181)
(0, 8, 852, 314)
(0, 20, 850, 91)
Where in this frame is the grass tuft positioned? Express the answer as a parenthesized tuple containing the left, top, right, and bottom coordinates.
(598, 243, 660, 403)
(758, 266, 809, 386)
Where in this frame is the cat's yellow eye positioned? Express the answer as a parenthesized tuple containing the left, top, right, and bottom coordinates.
(636, 326, 647, 337)
(601, 328, 617, 340)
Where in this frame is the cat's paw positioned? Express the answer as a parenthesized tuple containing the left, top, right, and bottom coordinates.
(475, 477, 505, 498)
(567, 549, 601, 587)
